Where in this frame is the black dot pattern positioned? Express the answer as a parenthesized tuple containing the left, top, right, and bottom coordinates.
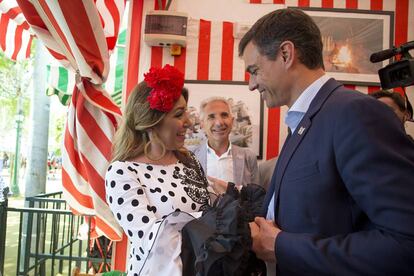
(104, 160, 209, 273)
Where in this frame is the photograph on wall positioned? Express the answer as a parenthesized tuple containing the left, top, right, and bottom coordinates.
(184, 82, 263, 159)
(299, 8, 394, 85)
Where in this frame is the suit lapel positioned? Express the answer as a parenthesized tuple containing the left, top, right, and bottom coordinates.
(200, 143, 208, 173)
(272, 78, 343, 219)
(232, 146, 244, 185)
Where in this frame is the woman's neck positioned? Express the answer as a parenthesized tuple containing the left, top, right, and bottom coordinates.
(132, 150, 177, 165)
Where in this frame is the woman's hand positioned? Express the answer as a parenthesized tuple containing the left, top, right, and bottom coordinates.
(207, 176, 228, 195)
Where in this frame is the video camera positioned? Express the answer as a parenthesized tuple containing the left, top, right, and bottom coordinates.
(370, 41, 414, 90)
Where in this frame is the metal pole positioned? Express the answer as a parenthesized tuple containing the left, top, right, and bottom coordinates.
(0, 187, 10, 275)
(11, 91, 23, 196)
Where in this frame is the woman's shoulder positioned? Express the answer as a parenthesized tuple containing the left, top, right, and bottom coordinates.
(106, 160, 143, 179)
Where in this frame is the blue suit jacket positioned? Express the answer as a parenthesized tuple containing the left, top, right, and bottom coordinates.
(264, 78, 414, 275)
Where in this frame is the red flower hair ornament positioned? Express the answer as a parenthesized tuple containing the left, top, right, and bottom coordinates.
(144, 64, 184, 112)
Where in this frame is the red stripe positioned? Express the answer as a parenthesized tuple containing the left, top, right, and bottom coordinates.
(62, 168, 94, 209)
(125, 0, 144, 102)
(11, 24, 23, 60)
(95, 217, 122, 241)
(321, 0, 334, 8)
(113, 234, 129, 270)
(298, 0, 310, 7)
(174, 46, 186, 75)
(37, 0, 75, 60)
(64, 111, 88, 180)
(83, 81, 122, 117)
(197, 20, 211, 80)
(4, 6, 21, 20)
(46, 48, 67, 61)
(80, 152, 106, 200)
(16, 0, 48, 29)
(76, 93, 113, 161)
(221, 22, 234, 81)
(394, 0, 409, 47)
(370, 0, 383, 11)
(245, 72, 250, 82)
(151, 46, 163, 68)
(25, 35, 33, 58)
(267, 108, 280, 159)
(154, 0, 167, 10)
(273, 0, 285, 3)
(346, 0, 358, 9)
(368, 86, 380, 94)
(0, 15, 8, 51)
(249, 0, 262, 3)
(59, 1, 105, 76)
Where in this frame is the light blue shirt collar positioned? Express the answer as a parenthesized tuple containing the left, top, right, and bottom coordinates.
(285, 75, 330, 133)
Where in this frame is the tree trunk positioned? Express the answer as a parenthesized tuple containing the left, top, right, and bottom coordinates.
(24, 41, 50, 198)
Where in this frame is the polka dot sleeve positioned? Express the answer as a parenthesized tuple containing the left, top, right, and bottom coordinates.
(105, 161, 162, 272)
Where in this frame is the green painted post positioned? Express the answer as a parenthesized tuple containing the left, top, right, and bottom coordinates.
(11, 95, 23, 196)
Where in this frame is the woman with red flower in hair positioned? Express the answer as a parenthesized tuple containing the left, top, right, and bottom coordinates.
(105, 65, 265, 275)
(105, 64, 212, 275)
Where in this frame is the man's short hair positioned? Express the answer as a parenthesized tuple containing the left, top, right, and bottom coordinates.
(238, 8, 324, 69)
(370, 90, 407, 112)
(199, 97, 233, 120)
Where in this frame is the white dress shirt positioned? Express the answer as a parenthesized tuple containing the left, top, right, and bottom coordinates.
(206, 141, 234, 183)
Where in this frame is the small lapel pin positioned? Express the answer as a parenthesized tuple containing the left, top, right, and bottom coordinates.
(298, 126, 306, 135)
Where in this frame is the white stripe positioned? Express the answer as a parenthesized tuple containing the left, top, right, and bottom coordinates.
(383, 0, 396, 12)
(357, 0, 370, 10)
(84, 99, 116, 144)
(16, 30, 31, 60)
(96, 0, 115, 37)
(61, 187, 94, 215)
(233, 38, 246, 81)
(356, 86, 368, 94)
(184, 18, 200, 80)
(4, 17, 17, 58)
(285, 0, 299, 7)
(162, 47, 174, 67)
(333, 0, 346, 9)
(309, 0, 322, 8)
(106, 46, 118, 93)
(209, 21, 223, 80)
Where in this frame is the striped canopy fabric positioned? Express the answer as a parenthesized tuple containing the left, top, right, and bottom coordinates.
(16, 0, 125, 241)
(0, 0, 33, 60)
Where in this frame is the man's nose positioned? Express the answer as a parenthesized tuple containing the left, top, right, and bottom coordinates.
(248, 76, 258, 91)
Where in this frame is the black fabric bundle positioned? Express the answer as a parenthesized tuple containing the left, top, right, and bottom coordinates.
(181, 183, 267, 276)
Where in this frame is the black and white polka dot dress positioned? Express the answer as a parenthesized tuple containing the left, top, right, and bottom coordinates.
(105, 160, 209, 275)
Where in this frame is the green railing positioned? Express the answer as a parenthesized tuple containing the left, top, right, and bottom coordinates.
(0, 189, 112, 275)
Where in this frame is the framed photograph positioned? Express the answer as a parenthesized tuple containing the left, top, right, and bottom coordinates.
(298, 7, 394, 86)
(184, 81, 264, 159)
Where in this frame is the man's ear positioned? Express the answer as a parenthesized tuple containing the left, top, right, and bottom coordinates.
(279, 41, 295, 65)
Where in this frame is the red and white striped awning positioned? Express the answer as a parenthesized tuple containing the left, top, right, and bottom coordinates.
(15, 0, 125, 241)
(0, 0, 33, 60)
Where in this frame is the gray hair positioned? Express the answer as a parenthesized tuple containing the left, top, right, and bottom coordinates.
(199, 97, 233, 120)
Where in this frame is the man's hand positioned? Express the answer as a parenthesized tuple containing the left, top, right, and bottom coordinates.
(249, 217, 282, 262)
(207, 176, 228, 194)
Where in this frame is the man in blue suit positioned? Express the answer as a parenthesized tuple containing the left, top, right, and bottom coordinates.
(239, 8, 414, 275)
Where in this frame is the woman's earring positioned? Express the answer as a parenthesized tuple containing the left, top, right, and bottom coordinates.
(144, 132, 166, 161)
